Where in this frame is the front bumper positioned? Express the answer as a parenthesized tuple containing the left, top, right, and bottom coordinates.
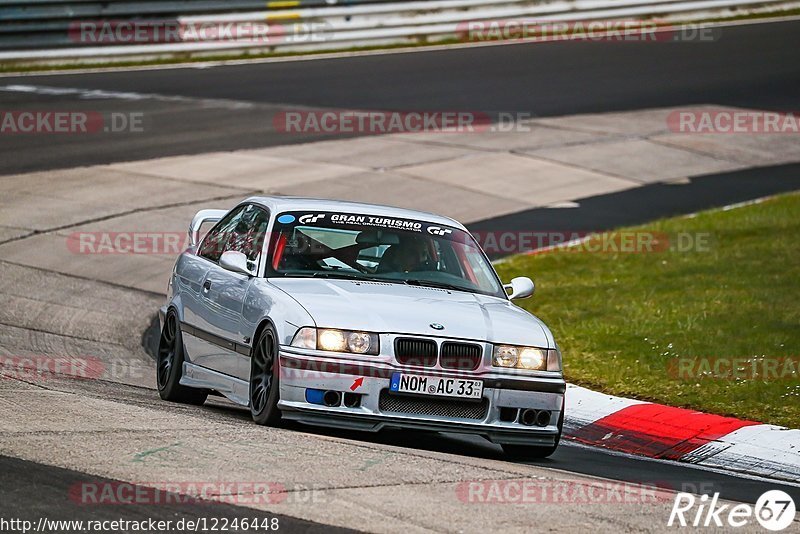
(277, 349, 565, 446)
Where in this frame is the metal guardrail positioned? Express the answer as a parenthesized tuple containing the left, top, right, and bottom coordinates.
(0, 0, 796, 62)
(0, 0, 397, 21)
(0, 0, 401, 51)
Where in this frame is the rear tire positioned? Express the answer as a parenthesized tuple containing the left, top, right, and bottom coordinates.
(156, 311, 208, 405)
(249, 324, 282, 426)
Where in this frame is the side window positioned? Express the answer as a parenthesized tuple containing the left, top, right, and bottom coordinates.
(199, 206, 247, 263)
(198, 205, 270, 264)
(231, 205, 270, 263)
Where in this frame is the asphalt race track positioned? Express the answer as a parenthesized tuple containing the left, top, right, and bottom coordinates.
(0, 456, 355, 534)
(471, 162, 800, 259)
(0, 19, 799, 174)
(1, 17, 800, 533)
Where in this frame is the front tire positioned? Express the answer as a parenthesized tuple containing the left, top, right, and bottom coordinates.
(156, 311, 208, 405)
(249, 324, 282, 426)
(502, 442, 559, 460)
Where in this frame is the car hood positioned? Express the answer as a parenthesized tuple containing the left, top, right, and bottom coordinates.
(269, 278, 551, 347)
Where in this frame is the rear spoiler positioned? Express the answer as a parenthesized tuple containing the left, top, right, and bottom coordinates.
(189, 209, 228, 247)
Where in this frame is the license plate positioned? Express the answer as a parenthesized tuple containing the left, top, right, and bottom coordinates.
(389, 372, 483, 400)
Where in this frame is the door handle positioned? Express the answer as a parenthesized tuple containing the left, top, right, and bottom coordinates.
(202, 280, 212, 292)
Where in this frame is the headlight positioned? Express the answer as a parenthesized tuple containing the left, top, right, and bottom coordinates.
(291, 327, 379, 355)
(347, 332, 372, 354)
(493, 345, 519, 367)
(493, 345, 560, 371)
(318, 329, 347, 352)
(518, 347, 546, 370)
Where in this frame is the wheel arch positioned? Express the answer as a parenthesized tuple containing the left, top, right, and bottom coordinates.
(164, 294, 186, 325)
(250, 317, 279, 358)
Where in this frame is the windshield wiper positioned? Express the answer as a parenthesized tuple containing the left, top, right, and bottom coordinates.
(311, 271, 362, 279)
(291, 271, 387, 283)
(403, 279, 473, 293)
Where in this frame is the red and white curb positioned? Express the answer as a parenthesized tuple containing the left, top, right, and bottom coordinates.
(563, 384, 800, 483)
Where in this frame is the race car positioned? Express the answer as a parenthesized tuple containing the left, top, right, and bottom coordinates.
(157, 196, 565, 458)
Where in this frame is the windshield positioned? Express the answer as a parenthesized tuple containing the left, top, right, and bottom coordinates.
(268, 211, 506, 298)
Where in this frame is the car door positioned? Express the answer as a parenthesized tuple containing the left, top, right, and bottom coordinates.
(182, 204, 247, 373)
(196, 204, 270, 379)
(173, 250, 215, 368)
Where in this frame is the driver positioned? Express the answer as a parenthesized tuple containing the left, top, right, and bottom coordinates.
(379, 238, 429, 273)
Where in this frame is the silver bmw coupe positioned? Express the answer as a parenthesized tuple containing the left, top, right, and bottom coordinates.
(158, 196, 565, 458)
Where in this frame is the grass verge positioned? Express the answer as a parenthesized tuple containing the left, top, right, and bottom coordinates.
(495, 192, 800, 427)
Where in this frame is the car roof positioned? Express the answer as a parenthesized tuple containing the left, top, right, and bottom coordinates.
(244, 196, 467, 230)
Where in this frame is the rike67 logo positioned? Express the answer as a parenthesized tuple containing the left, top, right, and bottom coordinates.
(668, 490, 796, 531)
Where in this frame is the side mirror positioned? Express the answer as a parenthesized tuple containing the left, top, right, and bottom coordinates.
(220, 251, 254, 276)
(504, 276, 535, 299)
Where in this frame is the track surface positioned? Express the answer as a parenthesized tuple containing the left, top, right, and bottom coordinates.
(471, 162, 800, 258)
(0, 456, 356, 534)
(0, 19, 799, 174)
(3, 371, 799, 528)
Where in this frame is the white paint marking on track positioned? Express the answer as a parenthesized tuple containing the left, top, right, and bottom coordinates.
(0, 84, 255, 110)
